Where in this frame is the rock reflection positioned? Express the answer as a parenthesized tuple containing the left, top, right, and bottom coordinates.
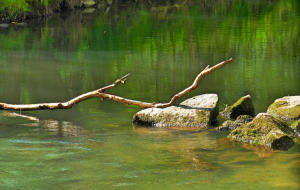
(242, 144, 273, 158)
(41, 120, 79, 137)
(1, 111, 79, 137)
(133, 126, 221, 171)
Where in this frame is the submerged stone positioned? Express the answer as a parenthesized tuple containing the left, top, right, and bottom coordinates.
(133, 94, 218, 128)
(228, 113, 294, 150)
(267, 96, 300, 123)
(220, 95, 255, 120)
(218, 115, 253, 131)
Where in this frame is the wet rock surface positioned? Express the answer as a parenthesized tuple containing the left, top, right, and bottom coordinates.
(228, 113, 295, 150)
(218, 115, 253, 131)
(290, 119, 300, 138)
(267, 96, 300, 123)
(133, 94, 218, 128)
(220, 95, 255, 120)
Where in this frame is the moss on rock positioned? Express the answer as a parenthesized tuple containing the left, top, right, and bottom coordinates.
(218, 115, 253, 131)
(267, 96, 300, 123)
(290, 119, 300, 138)
(133, 94, 218, 128)
(228, 113, 295, 150)
(220, 95, 255, 120)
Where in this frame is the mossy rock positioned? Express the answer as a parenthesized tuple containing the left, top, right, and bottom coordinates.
(133, 94, 218, 128)
(267, 96, 300, 123)
(220, 95, 255, 120)
(228, 113, 294, 150)
(290, 119, 300, 138)
(218, 115, 253, 131)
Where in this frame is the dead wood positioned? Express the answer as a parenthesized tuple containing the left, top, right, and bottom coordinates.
(0, 58, 232, 111)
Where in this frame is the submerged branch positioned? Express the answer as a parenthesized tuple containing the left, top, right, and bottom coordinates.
(0, 58, 232, 111)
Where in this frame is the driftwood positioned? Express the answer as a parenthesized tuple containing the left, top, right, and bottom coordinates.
(0, 58, 232, 111)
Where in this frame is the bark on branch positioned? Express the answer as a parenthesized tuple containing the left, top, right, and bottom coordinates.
(0, 58, 232, 111)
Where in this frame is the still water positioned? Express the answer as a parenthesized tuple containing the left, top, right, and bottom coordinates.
(0, 0, 299, 189)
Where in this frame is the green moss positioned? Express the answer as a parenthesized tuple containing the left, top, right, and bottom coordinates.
(267, 98, 300, 122)
(0, 0, 31, 16)
(228, 113, 295, 150)
(291, 119, 300, 130)
(221, 95, 255, 119)
(290, 119, 300, 137)
(0, 0, 81, 22)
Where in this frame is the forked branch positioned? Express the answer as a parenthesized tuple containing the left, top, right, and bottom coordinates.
(0, 58, 232, 111)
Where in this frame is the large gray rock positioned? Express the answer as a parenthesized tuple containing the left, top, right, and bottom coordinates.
(133, 94, 218, 128)
(267, 96, 300, 123)
(228, 113, 295, 150)
(220, 95, 255, 119)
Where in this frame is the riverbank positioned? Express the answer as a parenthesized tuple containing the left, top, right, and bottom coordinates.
(0, 0, 111, 23)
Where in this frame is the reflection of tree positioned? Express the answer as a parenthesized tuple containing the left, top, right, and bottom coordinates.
(0, 0, 299, 113)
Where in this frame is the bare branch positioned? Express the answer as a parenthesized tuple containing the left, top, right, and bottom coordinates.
(154, 58, 232, 108)
(98, 73, 130, 92)
(0, 58, 232, 111)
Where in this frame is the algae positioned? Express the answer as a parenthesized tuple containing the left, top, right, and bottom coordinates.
(267, 96, 300, 123)
(221, 95, 255, 119)
(228, 113, 295, 150)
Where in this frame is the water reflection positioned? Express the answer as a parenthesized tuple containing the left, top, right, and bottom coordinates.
(1, 111, 79, 137)
(0, 0, 299, 189)
(133, 127, 223, 170)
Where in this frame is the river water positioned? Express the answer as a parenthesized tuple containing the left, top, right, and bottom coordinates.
(0, 0, 299, 189)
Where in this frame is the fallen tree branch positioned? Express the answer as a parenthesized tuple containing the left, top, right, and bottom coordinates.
(0, 58, 232, 111)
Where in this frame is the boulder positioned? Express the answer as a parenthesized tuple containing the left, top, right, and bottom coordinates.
(228, 113, 295, 150)
(220, 95, 255, 120)
(133, 94, 218, 128)
(218, 115, 253, 131)
(267, 96, 300, 123)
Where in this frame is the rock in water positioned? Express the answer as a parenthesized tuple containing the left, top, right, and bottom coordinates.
(267, 96, 300, 123)
(218, 115, 253, 131)
(228, 113, 295, 150)
(220, 95, 255, 119)
(133, 94, 218, 128)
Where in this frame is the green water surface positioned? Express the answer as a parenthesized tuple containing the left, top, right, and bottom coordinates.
(0, 0, 299, 189)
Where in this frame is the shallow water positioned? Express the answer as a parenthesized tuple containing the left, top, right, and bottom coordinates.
(0, 0, 300, 189)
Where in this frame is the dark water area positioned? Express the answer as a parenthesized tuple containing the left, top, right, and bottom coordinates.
(0, 0, 299, 189)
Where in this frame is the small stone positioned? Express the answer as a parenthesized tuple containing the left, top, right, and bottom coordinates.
(235, 115, 253, 124)
(81, 0, 96, 8)
(218, 120, 235, 131)
(267, 96, 300, 123)
(220, 95, 255, 119)
(218, 115, 253, 131)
